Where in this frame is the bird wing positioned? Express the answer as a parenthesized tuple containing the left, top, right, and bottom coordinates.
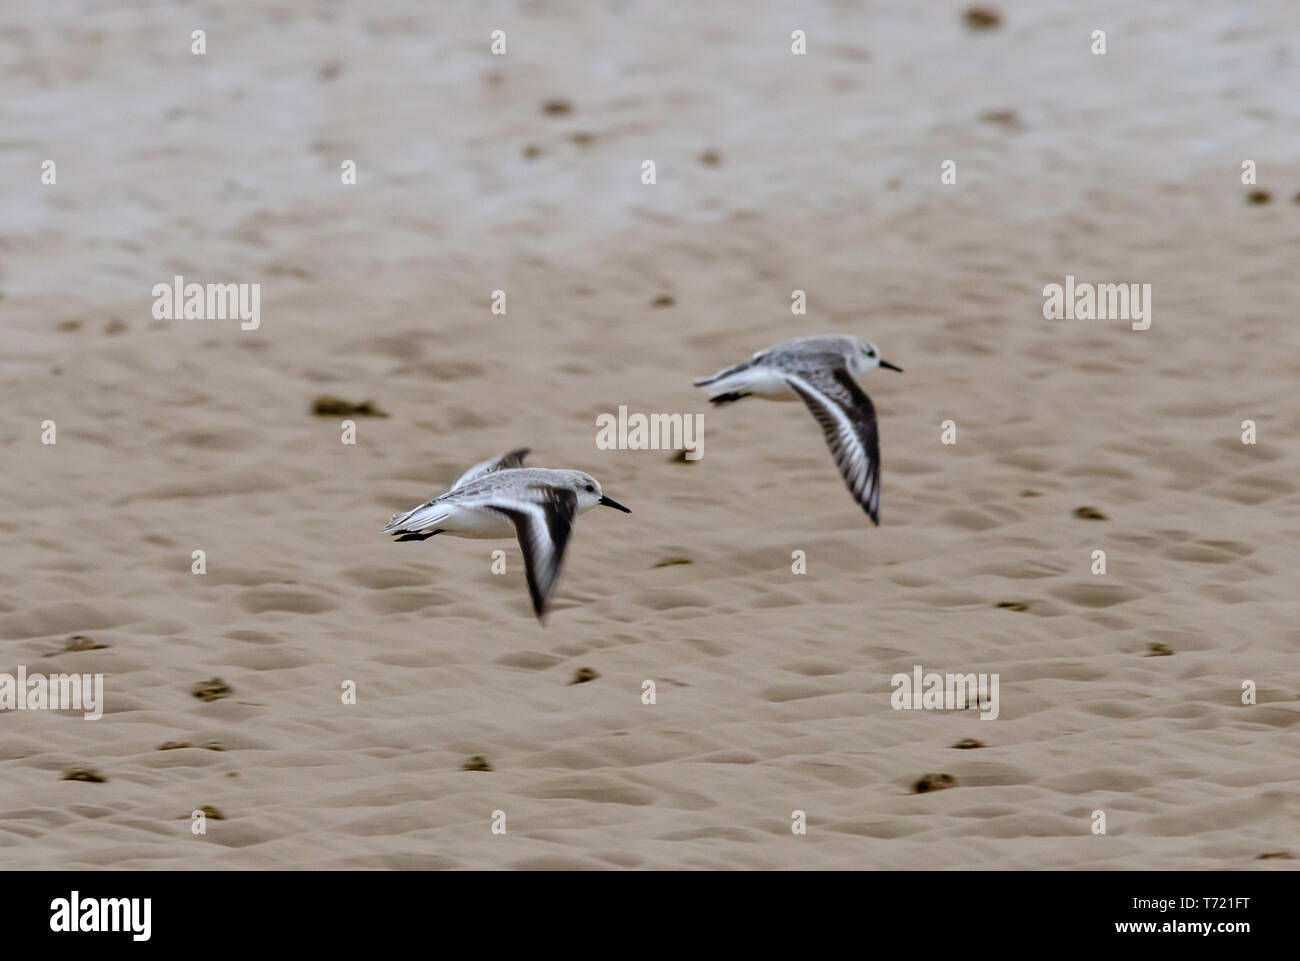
(450, 448, 531, 491)
(783, 365, 882, 524)
(484, 484, 578, 620)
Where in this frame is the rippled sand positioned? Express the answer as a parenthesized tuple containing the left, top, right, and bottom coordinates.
(2, 0, 1298, 869)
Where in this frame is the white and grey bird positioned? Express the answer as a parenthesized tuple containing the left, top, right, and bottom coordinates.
(693, 334, 902, 523)
(379, 449, 631, 620)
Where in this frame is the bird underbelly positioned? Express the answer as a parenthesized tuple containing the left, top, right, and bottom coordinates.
(438, 507, 515, 538)
(751, 369, 800, 400)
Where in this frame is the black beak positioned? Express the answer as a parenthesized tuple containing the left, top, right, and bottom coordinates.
(599, 495, 631, 513)
(879, 359, 903, 372)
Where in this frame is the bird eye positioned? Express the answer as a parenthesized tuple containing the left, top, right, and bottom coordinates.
(865, 349, 876, 358)
(585, 484, 595, 492)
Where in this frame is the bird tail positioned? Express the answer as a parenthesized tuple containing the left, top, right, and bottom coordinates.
(705, 391, 752, 405)
(379, 501, 449, 535)
(694, 361, 757, 404)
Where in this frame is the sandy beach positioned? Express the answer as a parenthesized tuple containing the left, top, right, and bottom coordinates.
(2, 0, 1299, 869)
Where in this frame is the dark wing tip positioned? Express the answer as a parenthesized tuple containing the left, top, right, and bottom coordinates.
(519, 550, 549, 621)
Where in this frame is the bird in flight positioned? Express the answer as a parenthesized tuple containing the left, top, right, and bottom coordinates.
(380, 449, 631, 620)
(694, 335, 902, 523)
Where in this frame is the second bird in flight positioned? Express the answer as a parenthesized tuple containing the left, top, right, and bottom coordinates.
(694, 334, 901, 524)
